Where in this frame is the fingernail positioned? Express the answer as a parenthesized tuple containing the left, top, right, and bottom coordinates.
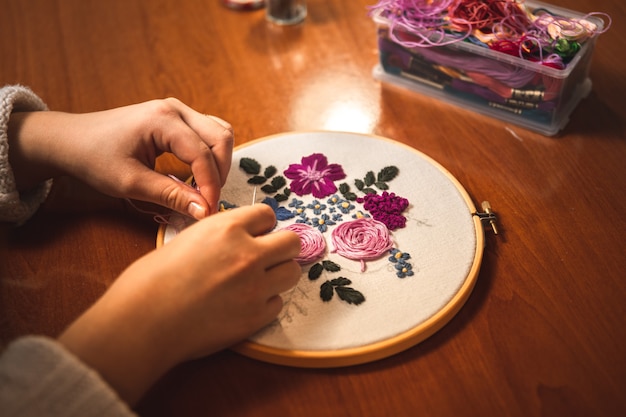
(188, 202, 207, 220)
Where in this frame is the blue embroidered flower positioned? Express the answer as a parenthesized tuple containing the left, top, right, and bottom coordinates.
(289, 198, 306, 216)
(295, 212, 309, 224)
(352, 210, 371, 219)
(288, 198, 304, 208)
(326, 194, 341, 206)
(218, 200, 238, 212)
(388, 249, 413, 278)
(310, 213, 335, 233)
(388, 248, 411, 263)
(307, 200, 326, 215)
(337, 199, 355, 214)
(331, 213, 343, 222)
(262, 197, 295, 221)
(394, 261, 414, 278)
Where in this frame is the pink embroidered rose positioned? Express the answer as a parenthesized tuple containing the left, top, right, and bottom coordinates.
(284, 153, 346, 199)
(281, 223, 326, 265)
(330, 218, 394, 272)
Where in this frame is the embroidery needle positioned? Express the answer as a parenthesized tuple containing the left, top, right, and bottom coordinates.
(252, 186, 257, 205)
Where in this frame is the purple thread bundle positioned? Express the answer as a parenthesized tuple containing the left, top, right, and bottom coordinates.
(370, 0, 611, 67)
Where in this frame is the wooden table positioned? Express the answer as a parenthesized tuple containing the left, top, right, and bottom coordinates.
(2, 1, 625, 416)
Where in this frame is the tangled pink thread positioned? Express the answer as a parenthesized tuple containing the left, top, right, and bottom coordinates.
(331, 218, 394, 272)
(281, 223, 326, 265)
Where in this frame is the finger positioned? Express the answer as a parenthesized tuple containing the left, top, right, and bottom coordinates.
(219, 204, 278, 236)
(125, 167, 211, 220)
(173, 107, 234, 186)
(257, 229, 302, 268)
(265, 259, 302, 295)
(150, 100, 233, 215)
(163, 100, 234, 213)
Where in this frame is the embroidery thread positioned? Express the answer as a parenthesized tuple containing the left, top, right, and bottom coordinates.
(308, 260, 365, 305)
(236, 153, 416, 310)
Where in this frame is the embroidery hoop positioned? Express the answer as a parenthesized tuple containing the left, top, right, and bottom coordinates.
(156, 132, 484, 368)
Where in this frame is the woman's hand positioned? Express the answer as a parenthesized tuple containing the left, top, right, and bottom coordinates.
(58, 204, 302, 405)
(8, 98, 233, 218)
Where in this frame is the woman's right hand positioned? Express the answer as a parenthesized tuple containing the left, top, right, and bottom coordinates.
(58, 204, 301, 405)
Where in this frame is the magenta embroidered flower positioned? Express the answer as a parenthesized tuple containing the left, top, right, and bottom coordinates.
(284, 153, 346, 199)
(357, 191, 409, 231)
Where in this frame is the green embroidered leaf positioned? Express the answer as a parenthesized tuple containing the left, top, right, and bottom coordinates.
(362, 187, 377, 195)
(275, 193, 288, 202)
(330, 277, 351, 287)
(308, 263, 324, 280)
(364, 171, 375, 186)
(283, 188, 291, 197)
(240, 158, 261, 175)
(261, 184, 276, 194)
(335, 287, 366, 305)
(271, 176, 286, 189)
(264, 165, 277, 178)
(375, 181, 389, 190)
(344, 192, 358, 201)
(247, 175, 267, 185)
(378, 166, 399, 182)
(320, 281, 334, 302)
(338, 183, 350, 194)
(354, 179, 365, 191)
(322, 260, 340, 272)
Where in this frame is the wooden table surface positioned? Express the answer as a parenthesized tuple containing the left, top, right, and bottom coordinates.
(1, 0, 625, 416)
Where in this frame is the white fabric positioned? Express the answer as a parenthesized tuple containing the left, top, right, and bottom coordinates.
(164, 132, 479, 354)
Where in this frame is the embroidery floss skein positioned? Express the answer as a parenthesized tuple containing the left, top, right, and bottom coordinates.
(370, 0, 611, 67)
(331, 218, 394, 272)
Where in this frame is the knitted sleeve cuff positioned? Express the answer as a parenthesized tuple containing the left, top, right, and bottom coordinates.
(0, 85, 53, 224)
(0, 336, 137, 417)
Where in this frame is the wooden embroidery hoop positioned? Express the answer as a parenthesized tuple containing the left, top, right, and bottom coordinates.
(157, 132, 484, 368)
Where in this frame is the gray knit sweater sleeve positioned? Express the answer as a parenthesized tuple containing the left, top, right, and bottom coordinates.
(0, 336, 137, 417)
(0, 85, 53, 224)
(0, 86, 137, 416)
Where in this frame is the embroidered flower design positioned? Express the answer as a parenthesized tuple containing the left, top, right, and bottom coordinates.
(262, 197, 295, 221)
(280, 223, 326, 265)
(326, 194, 341, 206)
(352, 210, 371, 219)
(330, 218, 394, 272)
(337, 199, 355, 214)
(284, 153, 346, 199)
(288, 198, 306, 216)
(310, 213, 336, 233)
(307, 200, 327, 215)
(218, 200, 238, 212)
(357, 191, 409, 230)
(394, 261, 414, 278)
(388, 249, 414, 278)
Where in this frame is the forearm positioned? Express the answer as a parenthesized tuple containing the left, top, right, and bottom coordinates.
(7, 111, 67, 191)
(57, 278, 180, 406)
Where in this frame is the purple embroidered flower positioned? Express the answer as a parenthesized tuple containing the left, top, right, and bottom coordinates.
(357, 191, 409, 231)
(284, 153, 346, 199)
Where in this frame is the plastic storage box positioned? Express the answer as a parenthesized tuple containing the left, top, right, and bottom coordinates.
(372, 1, 606, 136)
